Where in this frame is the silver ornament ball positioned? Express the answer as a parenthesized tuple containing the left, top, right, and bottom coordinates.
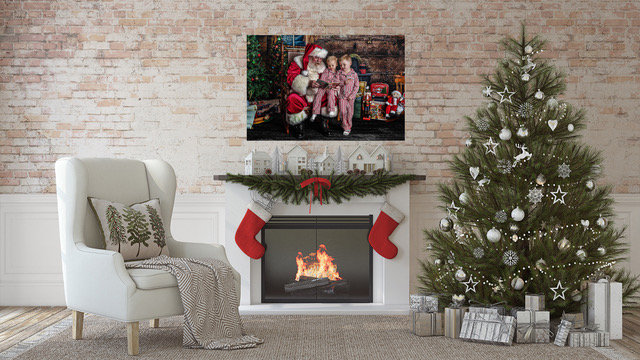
(525, 45, 533, 54)
(536, 173, 547, 186)
(597, 246, 607, 256)
(487, 227, 501, 243)
(516, 127, 529, 138)
(511, 207, 525, 222)
(571, 289, 583, 302)
(499, 128, 512, 141)
(596, 217, 608, 229)
(535, 89, 544, 100)
(546, 97, 559, 109)
(585, 179, 595, 191)
(576, 249, 587, 261)
(535, 258, 547, 271)
(521, 73, 530, 81)
(455, 269, 467, 281)
(459, 192, 469, 204)
(511, 277, 525, 290)
(487, 102, 497, 110)
(568, 124, 575, 132)
(558, 238, 571, 252)
(439, 218, 453, 232)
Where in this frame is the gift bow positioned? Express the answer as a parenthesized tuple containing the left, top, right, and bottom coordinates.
(517, 309, 553, 342)
(300, 177, 331, 213)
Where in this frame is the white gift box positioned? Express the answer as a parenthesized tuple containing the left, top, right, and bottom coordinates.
(524, 294, 545, 311)
(587, 279, 622, 339)
(459, 311, 515, 345)
(516, 310, 550, 343)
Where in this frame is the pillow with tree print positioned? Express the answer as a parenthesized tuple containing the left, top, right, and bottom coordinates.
(88, 197, 170, 261)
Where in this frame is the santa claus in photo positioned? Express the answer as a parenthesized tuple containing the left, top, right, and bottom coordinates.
(385, 90, 405, 118)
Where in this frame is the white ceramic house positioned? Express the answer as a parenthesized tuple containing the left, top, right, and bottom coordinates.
(286, 145, 308, 174)
(244, 150, 272, 175)
(347, 145, 390, 173)
(370, 145, 391, 171)
(315, 147, 335, 175)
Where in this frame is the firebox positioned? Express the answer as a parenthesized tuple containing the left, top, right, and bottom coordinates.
(261, 215, 373, 303)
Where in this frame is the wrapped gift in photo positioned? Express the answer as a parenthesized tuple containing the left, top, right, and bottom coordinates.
(410, 293, 438, 313)
(588, 278, 622, 339)
(567, 329, 610, 347)
(524, 293, 545, 311)
(554, 319, 573, 346)
(410, 310, 444, 336)
(460, 311, 516, 345)
(516, 310, 551, 343)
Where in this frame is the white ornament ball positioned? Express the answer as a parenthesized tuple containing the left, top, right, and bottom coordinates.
(576, 249, 587, 261)
(499, 128, 512, 141)
(487, 228, 501, 243)
(535, 89, 544, 100)
(511, 277, 525, 290)
(571, 289, 583, 302)
(455, 269, 467, 281)
(535, 258, 547, 271)
(439, 218, 453, 232)
(597, 246, 607, 256)
(568, 124, 574, 132)
(585, 179, 596, 191)
(596, 217, 608, 229)
(546, 97, 559, 109)
(459, 192, 469, 204)
(516, 127, 529, 138)
(511, 207, 525, 222)
(558, 238, 570, 252)
(521, 73, 530, 81)
(536, 173, 547, 186)
(525, 45, 533, 54)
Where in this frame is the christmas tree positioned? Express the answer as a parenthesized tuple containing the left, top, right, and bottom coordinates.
(417, 27, 639, 316)
(247, 35, 272, 101)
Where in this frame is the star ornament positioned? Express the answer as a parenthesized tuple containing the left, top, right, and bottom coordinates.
(497, 86, 515, 104)
(551, 280, 567, 301)
(447, 201, 461, 220)
(550, 185, 568, 205)
(483, 137, 499, 155)
(464, 275, 479, 293)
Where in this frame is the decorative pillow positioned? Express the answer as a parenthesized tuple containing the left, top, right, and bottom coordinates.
(88, 197, 170, 261)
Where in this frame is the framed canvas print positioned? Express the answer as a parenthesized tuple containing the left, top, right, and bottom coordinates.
(247, 35, 405, 141)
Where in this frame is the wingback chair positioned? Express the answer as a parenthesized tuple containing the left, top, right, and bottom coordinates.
(55, 157, 240, 356)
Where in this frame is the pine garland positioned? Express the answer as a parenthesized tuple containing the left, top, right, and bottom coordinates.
(226, 171, 415, 205)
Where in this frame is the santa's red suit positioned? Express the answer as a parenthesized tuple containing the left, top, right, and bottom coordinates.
(286, 44, 329, 125)
(385, 90, 405, 117)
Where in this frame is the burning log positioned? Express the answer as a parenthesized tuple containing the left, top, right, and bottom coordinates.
(284, 277, 330, 293)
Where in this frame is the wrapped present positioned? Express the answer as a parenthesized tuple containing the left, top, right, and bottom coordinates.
(525, 294, 545, 311)
(516, 310, 551, 343)
(444, 307, 466, 338)
(410, 293, 438, 313)
(460, 311, 516, 345)
(567, 329, 610, 347)
(410, 310, 444, 336)
(561, 312, 585, 329)
(468, 300, 507, 316)
(554, 319, 573, 346)
(588, 278, 622, 339)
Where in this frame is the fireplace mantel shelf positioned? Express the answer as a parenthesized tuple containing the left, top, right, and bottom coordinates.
(213, 174, 426, 181)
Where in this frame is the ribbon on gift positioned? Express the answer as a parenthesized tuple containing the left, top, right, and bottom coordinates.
(300, 177, 331, 213)
(469, 300, 507, 315)
(561, 311, 585, 329)
(410, 293, 439, 313)
(516, 309, 553, 343)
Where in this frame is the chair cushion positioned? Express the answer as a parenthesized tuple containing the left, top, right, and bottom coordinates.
(88, 197, 170, 261)
(126, 267, 178, 290)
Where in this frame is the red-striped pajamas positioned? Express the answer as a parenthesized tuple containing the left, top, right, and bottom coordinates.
(338, 69, 359, 132)
(312, 69, 340, 115)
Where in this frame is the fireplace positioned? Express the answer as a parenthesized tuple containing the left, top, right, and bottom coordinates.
(261, 216, 373, 303)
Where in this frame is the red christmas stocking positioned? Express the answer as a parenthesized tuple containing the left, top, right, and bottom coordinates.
(368, 202, 405, 259)
(235, 201, 272, 259)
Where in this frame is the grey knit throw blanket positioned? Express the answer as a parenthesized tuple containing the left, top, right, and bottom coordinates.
(126, 255, 263, 350)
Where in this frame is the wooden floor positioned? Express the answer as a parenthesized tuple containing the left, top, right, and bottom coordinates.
(0, 306, 640, 358)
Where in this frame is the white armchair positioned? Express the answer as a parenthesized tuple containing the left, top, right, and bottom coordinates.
(55, 157, 240, 356)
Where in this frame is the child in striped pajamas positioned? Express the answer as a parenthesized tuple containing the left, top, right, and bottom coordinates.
(311, 56, 340, 121)
(337, 55, 359, 136)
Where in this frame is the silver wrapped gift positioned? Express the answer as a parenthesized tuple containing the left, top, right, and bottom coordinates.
(459, 311, 516, 345)
(410, 293, 438, 313)
(554, 319, 573, 346)
(468, 301, 507, 316)
(524, 293, 545, 311)
(516, 310, 551, 343)
(561, 312, 585, 329)
(410, 310, 444, 336)
(567, 329, 610, 347)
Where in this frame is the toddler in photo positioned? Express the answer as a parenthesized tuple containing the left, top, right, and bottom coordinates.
(337, 55, 359, 136)
(311, 55, 340, 122)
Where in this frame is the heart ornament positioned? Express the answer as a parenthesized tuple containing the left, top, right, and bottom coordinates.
(581, 219, 590, 227)
(548, 120, 558, 131)
(469, 167, 480, 180)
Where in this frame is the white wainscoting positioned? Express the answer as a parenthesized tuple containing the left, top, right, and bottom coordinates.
(1, 193, 639, 306)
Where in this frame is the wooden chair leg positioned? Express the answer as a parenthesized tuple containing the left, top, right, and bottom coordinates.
(127, 322, 139, 356)
(149, 318, 159, 328)
(72, 310, 84, 340)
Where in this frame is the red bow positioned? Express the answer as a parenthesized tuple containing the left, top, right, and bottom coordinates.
(300, 177, 332, 213)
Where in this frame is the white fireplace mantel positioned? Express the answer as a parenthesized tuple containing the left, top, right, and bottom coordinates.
(223, 182, 410, 315)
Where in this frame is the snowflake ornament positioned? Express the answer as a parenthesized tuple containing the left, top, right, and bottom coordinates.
(495, 210, 508, 223)
(558, 163, 571, 179)
(473, 247, 485, 259)
(503, 250, 519, 266)
(527, 187, 544, 204)
(475, 118, 490, 131)
(518, 102, 533, 118)
(498, 159, 513, 174)
(482, 86, 492, 97)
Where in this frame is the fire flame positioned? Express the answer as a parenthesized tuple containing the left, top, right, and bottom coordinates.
(295, 244, 342, 281)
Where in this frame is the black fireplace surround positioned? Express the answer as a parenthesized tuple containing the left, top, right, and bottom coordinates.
(261, 215, 373, 303)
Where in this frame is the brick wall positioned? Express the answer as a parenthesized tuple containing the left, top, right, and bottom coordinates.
(1, 0, 639, 194)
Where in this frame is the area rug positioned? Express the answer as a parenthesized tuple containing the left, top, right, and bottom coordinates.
(1, 314, 629, 359)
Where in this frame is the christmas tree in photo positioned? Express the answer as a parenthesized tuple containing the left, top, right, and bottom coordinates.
(417, 27, 639, 317)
